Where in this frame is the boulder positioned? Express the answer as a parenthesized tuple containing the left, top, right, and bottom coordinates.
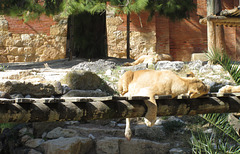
(188, 60, 204, 70)
(155, 61, 184, 71)
(19, 127, 33, 137)
(21, 135, 32, 143)
(62, 70, 114, 95)
(169, 148, 186, 154)
(46, 127, 78, 139)
(25, 139, 44, 148)
(0, 81, 62, 97)
(0, 91, 11, 98)
(96, 137, 170, 154)
(40, 137, 93, 154)
(121, 63, 148, 71)
(134, 125, 166, 141)
(67, 125, 125, 138)
(72, 59, 117, 72)
(28, 149, 42, 154)
(228, 113, 240, 136)
(32, 122, 65, 138)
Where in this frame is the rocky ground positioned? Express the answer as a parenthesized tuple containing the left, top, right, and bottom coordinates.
(0, 58, 236, 154)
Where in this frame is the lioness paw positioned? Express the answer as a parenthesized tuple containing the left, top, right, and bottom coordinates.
(125, 128, 132, 141)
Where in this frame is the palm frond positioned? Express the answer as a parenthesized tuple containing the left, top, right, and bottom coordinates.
(191, 130, 215, 153)
(191, 127, 240, 153)
(201, 114, 240, 144)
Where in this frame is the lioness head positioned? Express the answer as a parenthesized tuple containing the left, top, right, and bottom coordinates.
(188, 79, 210, 98)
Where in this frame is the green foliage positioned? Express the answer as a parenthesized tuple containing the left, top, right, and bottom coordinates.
(191, 128, 240, 153)
(202, 114, 240, 144)
(0, 0, 196, 22)
(109, 0, 148, 14)
(62, 0, 107, 16)
(0, 0, 43, 21)
(0, 0, 63, 21)
(190, 114, 240, 153)
(62, 0, 195, 20)
(0, 123, 16, 133)
(146, 0, 196, 21)
(0, 65, 8, 71)
(204, 49, 240, 84)
(44, 0, 64, 16)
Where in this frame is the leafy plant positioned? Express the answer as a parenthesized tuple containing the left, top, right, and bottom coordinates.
(0, 65, 8, 71)
(191, 114, 240, 153)
(191, 128, 240, 154)
(201, 114, 240, 144)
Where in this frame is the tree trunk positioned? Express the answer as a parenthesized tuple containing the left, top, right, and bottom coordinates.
(126, 13, 130, 59)
(66, 15, 74, 61)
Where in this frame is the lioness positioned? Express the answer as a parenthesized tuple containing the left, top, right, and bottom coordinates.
(218, 85, 240, 93)
(123, 54, 172, 66)
(118, 70, 210, 140)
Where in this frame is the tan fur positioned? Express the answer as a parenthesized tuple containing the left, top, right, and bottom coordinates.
(118, 70, 210, 140)
(123, 54, 172, 66)
(218, 85, 240, 93)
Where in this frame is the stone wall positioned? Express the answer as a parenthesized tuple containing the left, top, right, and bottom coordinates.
(106, 7, 156, 59)
(0, 15, 67, 63)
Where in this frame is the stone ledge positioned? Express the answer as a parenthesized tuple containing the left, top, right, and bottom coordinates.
(191, 53, 208, 61)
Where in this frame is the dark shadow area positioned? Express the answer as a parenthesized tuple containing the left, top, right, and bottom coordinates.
(0, 58, 86, 70)
(0, 57, 133, 70)
(67, 12, 107, 59)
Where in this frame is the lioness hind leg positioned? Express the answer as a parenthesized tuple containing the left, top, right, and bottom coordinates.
(144, 96, 157, 127)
